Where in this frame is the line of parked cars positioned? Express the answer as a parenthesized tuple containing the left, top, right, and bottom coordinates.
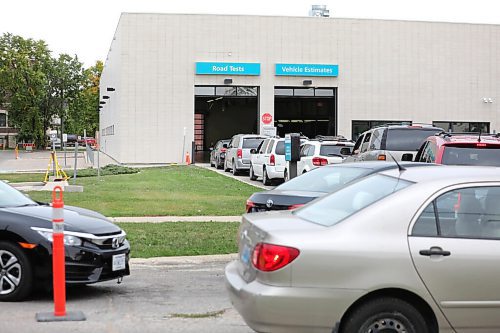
(222, 122, 500, 333)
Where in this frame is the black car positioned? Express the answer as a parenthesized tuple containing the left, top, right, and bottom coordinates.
(246, 161, 433, 212)
(0, 181, 130, 301)
(210, 139, 230, 169)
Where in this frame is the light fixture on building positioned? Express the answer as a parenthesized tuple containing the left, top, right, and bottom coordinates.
(483, 97, 494, 103)
(224, 78, 233, 85)
(303, 80, 313, 86)
(107, 87, 115, 92)
(103, 95, 110, 99)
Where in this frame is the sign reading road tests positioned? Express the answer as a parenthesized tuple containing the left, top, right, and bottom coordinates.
(261, 113, 273, 125)
(275, 63, 338, 77)
(196, 62, 261, 76)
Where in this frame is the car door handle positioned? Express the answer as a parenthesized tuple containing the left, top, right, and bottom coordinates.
(419, 247, 451, 257)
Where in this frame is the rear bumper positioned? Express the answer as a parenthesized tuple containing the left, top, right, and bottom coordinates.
(266, 165, 285, 179)
(235, 159, 250, 170)
(225, 260, 357, 333)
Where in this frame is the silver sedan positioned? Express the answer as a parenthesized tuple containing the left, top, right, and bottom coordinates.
(225, 165, 500, 333)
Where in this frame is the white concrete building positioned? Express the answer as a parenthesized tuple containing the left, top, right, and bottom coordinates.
(100, 13, 500, 164)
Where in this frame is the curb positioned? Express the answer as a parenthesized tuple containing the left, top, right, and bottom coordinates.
(130, 253, 238, 265)
(110, 216, 242, 223)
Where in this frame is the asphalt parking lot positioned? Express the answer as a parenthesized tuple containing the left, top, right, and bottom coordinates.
(1, 254, 252, 333)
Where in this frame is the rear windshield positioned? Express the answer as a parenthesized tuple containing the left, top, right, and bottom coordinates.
(442, 146, 500, 166)
(385, 129, 441, 151)
(295, 174, 412, 226)
(277, 166, 373, 193)
(320, 145, 352, 157)
(242, 138, 264, 149)
(275, 141, 285, 155)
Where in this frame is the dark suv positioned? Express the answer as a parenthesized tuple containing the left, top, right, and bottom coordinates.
(415, 132, 500, 166)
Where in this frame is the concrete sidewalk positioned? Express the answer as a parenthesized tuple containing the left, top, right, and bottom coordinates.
(109, 215, 242, 223)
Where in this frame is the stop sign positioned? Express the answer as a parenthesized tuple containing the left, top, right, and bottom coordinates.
(261, 113, 273, 125)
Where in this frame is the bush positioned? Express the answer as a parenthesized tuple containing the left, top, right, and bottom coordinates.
(69, 165, 139, 178)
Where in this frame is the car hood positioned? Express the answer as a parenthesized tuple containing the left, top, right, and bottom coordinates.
(2, 205, 120, 235)
(249, 190, 325, 206)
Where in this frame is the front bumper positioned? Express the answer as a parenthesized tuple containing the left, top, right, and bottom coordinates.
(225, 260, 358, 333)
(33, 240, 131, 284)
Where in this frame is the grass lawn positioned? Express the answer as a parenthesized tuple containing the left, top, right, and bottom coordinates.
(0, 173, 44, 183)
(117, 222, 239, 258)
(23, 166, 259, 216)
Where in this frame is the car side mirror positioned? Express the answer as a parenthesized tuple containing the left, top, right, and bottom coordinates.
(401, 153, 414, 162)
(340, 147, 352, 156)
(250, 148, 257, 154)
(209, 147, 214, 151)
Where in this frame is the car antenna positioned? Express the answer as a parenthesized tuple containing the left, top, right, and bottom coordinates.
(387, 152, 406, 174)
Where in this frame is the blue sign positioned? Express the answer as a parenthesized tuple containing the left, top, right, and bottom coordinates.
(195, 62, 260, 76)
(275, 63, 338, 77)
(284, 134, 292, 161)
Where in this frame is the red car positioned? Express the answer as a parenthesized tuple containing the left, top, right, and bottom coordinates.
(78, 137, 97, 147)
(415, 132, 500, 166)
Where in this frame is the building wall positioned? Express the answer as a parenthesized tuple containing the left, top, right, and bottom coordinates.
(101, 13, 500, 164)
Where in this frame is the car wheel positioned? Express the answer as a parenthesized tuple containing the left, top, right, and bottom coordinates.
(216, 158, 223, 170)
(262, 167, 272, 186)
(249, 165, 257, 181)
(341, 297, 429, 333)
(232, 160, 239, 176)
(210, 157, 215, 167)
(0, 241, 33, 301)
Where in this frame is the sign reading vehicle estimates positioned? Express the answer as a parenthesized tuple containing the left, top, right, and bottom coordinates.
(275, 63, 338, 77)
(195, 62, 260, 75)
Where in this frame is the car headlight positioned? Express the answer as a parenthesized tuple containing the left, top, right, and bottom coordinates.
(34, 229, 83, 247)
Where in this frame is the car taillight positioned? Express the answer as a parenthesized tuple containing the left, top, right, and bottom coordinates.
(237, 148, 243, 159)
(252, 243, 300, 272)
(221, 148, 227, 152)
(377, 154, 386, 161)
(270, 154, 275, 166)
(312, 157, 328, 166)
(288, 204, 304, 210)
(246, 199, 255, 213)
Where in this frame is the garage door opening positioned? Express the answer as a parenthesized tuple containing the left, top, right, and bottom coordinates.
(274, 87, 337, 138)
(194, 86, 259, 163)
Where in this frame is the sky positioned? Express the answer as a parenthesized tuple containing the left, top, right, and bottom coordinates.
(1, 0, 500, 67)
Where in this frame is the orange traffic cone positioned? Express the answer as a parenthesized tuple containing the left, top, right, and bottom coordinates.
(185, 151, 191, 165)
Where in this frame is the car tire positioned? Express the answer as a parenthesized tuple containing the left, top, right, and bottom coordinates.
(216, 158, 223, 170)
(210, 157, 215, 167)
(0, 241, 33, 302)
(262, 167, 272, 186)
(341, 297, 429, 333)
(284, 169, 288, 182)
(224, 160, 230, 172)
(249, 165, 257, 181)
(232, 160, 239, 176)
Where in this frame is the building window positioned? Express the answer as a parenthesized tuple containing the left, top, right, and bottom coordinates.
(274, 87, 335, 97)
(351, 120, 411, 141)
(432, 121, 490, 133)
(0, 114, 6, 128)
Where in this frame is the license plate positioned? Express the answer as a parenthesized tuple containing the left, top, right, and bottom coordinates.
(112, 254, 126, 271)
(241, 244, 251, 265)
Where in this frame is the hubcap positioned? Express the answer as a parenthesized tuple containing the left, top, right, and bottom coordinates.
(0, 250, 21, 295)
(366, 318, 407, 333)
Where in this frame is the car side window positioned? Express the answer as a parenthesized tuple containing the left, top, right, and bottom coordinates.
(412, 186, 500, 239)
(352, 135, 364, 155)
(360, 132, 372, 153)
(424, 143, 436, 163)
(266, 140, 275, 154)
(415, 142, 428, 162)
(370, 129, 384, 150)
(307, 145, 316, 156)
(300, 145, 309, 157)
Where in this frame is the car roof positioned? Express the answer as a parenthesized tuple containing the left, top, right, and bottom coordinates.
(436, 134, 500, 145)
(327, 161, 436, 171)
(379, 165, 500, 184)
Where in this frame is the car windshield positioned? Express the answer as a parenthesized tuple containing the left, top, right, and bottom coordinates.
(0, 181, 37, 208)
(385, 129, 441, 151)
(295, 174, 412, 226)
(277, 166, 374, 193)
(319, 145, 351, 156)
(242, 138, 264, 149)
(442, 146, 500, 166)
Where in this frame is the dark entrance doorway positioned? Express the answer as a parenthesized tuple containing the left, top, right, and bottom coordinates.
(274, 87, 337, 138)
(194, 86, 259, 163)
